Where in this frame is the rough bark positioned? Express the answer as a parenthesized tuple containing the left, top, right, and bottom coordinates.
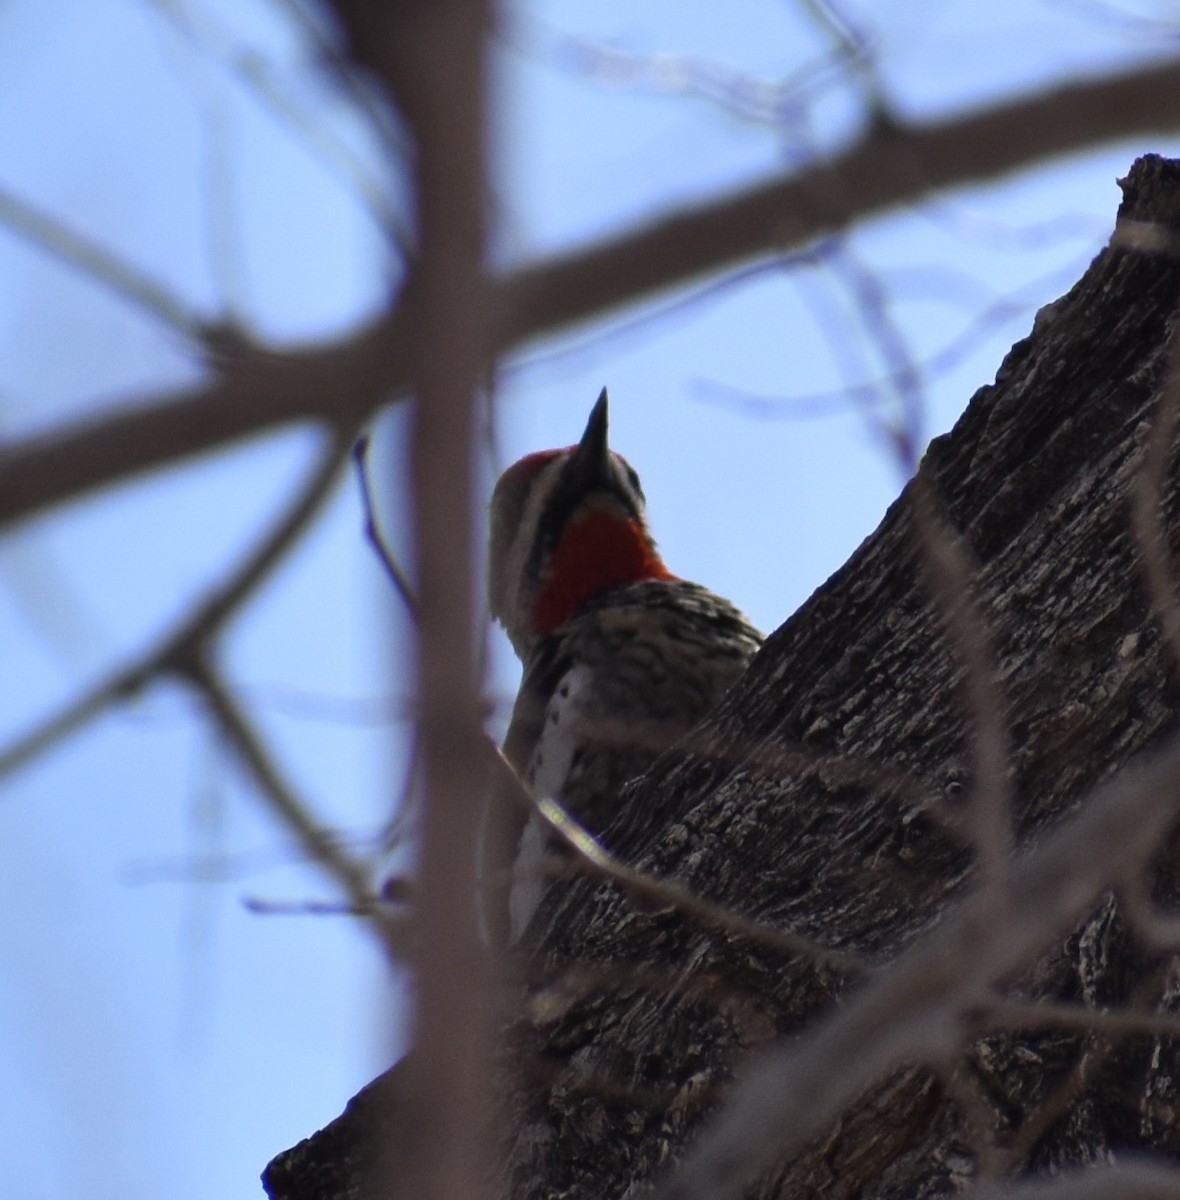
(263, 154, 1180, 1199)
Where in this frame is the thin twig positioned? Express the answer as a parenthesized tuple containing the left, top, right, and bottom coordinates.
(7, 57, 1180, 530)
(819, 238, 926, 465)
(938, 1060, 1005, 1183)
(186, 656, 404, 960)
(652, 728, 1180, 1200)
(353, 433, 420, 621)
(0, 667, 146, 782)
(350, 431, 422, 852)
(817, 234, 1012, 899)
(243, 895, 384, 916)
(912, 477, 1013, 903)
(272, 0, 413, 175)
(998, 962, 1175, 1171)
(795, 0, 885, 114)
(486, 741, 868, 977)
(983, 992, 1180, 1041)
(967, 1159, 1180, 1200)
(0, 422, 399, 965)
(0, 428, 354, 783)
(335, 0, 498, 1196)
(688, 261, 1063, 421)
(144, 0, 414, 256)
(1119, 874, 1180, 952)
(0, 178, 206, 340)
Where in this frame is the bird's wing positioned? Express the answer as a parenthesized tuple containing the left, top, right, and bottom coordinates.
(481, 636, 570, 947)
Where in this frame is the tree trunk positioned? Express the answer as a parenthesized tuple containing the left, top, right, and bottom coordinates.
(264, 152, 1180, 1200)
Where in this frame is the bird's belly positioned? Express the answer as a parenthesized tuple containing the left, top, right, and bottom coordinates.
(508, 664, 590, 942)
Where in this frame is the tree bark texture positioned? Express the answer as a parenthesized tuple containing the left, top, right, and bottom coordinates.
(264, 153, 1180, 1199)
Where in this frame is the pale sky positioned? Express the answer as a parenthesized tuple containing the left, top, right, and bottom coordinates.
(0, 2, 1174, 1197)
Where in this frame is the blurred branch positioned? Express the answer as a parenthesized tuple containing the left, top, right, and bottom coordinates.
(327, 1, 496, 1198)
(0, 427, 353, 781)
(937, 1061, 1005, 1181)
(351, 433, 422, 851)
(185, 656, 403, 961)
(967, 1159, 1180, 1200)
(1120, 871, 1180, 950)
(816, 237, 927, 463)
(353, 433, 419, 622)
(795, 0, 885, 113)
(0, 315, 401, 529)
(984, 991, 1180, 1040)
(273, 0, 414, 170)
(0, 418, 403, 958)
(144, 0, 414, 256)
(689, 256, 1066, 419)
(993, 896, 1178, 1170)
(654, 729, 1180, 1200)
(0, 179, 206, 340)
(5, 56, 1180, 531)
(486, 741, 868, 975)
(912, 478, 1012, 903)
(805, 228, 1013, 900)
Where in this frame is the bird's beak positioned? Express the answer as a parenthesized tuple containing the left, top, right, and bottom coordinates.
(568, 388, 611, 490)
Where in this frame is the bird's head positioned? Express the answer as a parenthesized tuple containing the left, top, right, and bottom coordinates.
(488, 389, 673, 661)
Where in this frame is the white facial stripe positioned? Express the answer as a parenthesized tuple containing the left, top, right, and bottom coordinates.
(501, 453, 569, 653)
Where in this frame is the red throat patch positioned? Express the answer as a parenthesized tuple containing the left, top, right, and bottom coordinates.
(533, 507, 674, 636)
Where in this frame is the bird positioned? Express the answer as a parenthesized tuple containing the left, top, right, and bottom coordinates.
(485, 388, 764, 946)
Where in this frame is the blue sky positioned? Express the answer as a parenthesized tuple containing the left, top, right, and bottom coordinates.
(0, 2, 1176, 1197)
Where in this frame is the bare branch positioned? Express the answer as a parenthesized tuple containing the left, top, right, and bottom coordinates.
(938, 1061, 1005, 1183)
(999, 963, 1175, 1171)
(984, 994, 1180, 1040)
(327, 1, 496, 1198)
(690, 257, 1070, 420)
(0, 315, 402, 529)
(794, 0, 885, 113)
(654, 729, 1180, 1200)
(185, 656, 404, 962)
(144, 0, 414, 256)
(5, 57, 1180, 531)
(0, 665, 141, 783)
(1119, 872, 1180, 951)
(353, 433, 419, 622)
(242, 896, 381, 917)
(0, 417, 405, 966)
(486, 742, 868, 976)
(912, 478, 1013, 901)
(496, 55, 1180, 362)
(0, 428, 353, 782)
(0, 178, 206, 340)
(967, 1159, 1180, 1200)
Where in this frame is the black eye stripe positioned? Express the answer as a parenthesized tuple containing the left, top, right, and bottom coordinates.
(528, 454, 644, 577)
(625, 464, 644, 500)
